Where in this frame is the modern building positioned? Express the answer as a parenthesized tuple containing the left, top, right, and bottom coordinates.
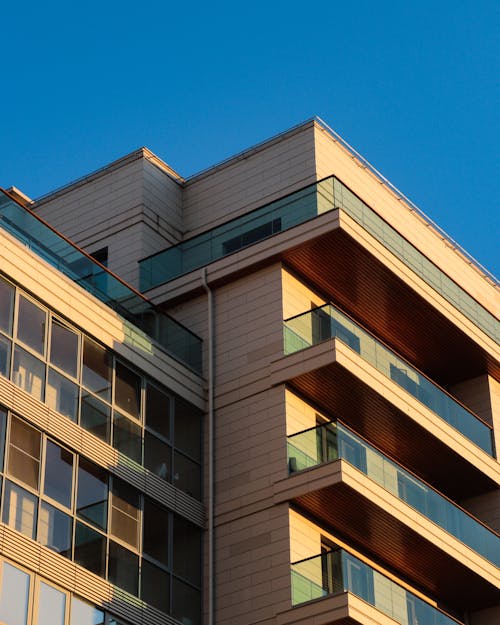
(0, 118, 498, 625)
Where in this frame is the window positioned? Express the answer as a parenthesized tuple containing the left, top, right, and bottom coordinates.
(0, 562, 30, 625)
(172, 577, 201, 625)
(2, 481, 38, 539)
(82, 337, 111, 401)
(12, 345, 45, 401)
(43, 440, 74, 508)
(76, 458, 108, 530)
(141, 560, 169, 613)
(0, 335, 11, 378)
(110, 478, 140, 549)
(50, 319, 79, 379)
(80, 392, 111, 443)
(115, 362, 141, 418)
(113, 412, 142, 463)
(108, 541, 139, 595)
(38, 501, 73, 558)
(47, 368, 79, 421)
(74, 522, 106, 577)
(71, 597, 105, 625)
(174, 396, 202, 461)
(146, 383, 170, 439)
(8, 415, 41, 490)
(16, 295, 46, 356)
(0, 278, 14, 335)
(173, 516, 201, 585)
(143, 498, 169, 566)
(144, 431, 171, 481)
(37, 582, 66, 625)
(174, 451, 201, 500)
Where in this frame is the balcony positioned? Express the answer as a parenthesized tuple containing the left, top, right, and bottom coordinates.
(291, 549, 461, 625)
(284, 304, 494, 456)
(0, 190, 202, 374)
(287, 422, 499, 567)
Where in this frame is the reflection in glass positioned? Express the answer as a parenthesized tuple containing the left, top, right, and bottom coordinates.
(174, 451, 201, 500)
(47, 368, 79, 421)
(82, 337, 111, 401)
(144, 432, 171, 481)
(12, 345, 45, 402)
(70, 596, 105, 625)
(38, 582, 66, 625)
(141, 560, 169, 612)
(173, 516, 202, 585)
(80, 392, 111, 443)
(0, 277, 14, 335)
(77, 458, 108, 529)
(108, 541, 139, 595)
(172, 578, 201, 625)
(44, 440, 74, 508)
(2, 480, 38, 538)
(115, 362, 141, 418)
(0, 561, 30, 625)
(110, 478, 140, 549)
(38, 501, 73, 558)
(74, 522, 106, 578)
(50, 319, 79, 378)
(0, 335, 10, 378)
(175, 397, 202, 461)
(113, 412, 142, 463)
(143, 498, 169, 566)
(8, 415, 41, 490)
(16, 294, 46, 355)
(0, 409, 6, 471)
(146, 383, 170, 439)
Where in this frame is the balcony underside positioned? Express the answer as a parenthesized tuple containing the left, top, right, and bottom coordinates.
(282, 225, 499, 386)
(277, 462, 499, 612)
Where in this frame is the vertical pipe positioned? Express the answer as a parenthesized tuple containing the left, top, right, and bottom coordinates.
(201, 267, 214, 625)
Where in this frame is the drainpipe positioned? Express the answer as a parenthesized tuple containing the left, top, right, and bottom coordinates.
(201, 267, 215, 625)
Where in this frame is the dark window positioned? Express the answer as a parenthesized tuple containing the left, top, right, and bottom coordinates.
(74, 522, 106, 577)
(174, 397, 202, 462)
(115, 362, 141, 418)
(8, 415, 41, 490)
(80, 393, 111, 443)
(146, 383, 170, 439)
(38, 501, 73, 558)
(44, 440, 74, 508)
(50, 319, 79, 378)
(174, 451, 201, 500)
(173, 516, 201, 585)
(76, 458, 108, 530)
(141, 560, 169, 612)
(143, 498, 169, 566)
(82, 337, 112, 401)
(172, 578, 201, 625)
(0, 278, 14, 335)
(17, 294, 46, 355)
(144, 432, 171, 481)
(113, 412, 142, 463)
(108, 541, 139, 595)
(110, 478, 140, 549)
(0, 335, 10, 378)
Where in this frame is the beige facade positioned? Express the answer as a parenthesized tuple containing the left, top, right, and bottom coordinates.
(0, 118, 498, 625)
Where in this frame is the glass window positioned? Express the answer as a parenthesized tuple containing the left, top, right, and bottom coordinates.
(0, 335, 11, 378)
(146, 383, 170, 439)
(141, 560, 169, 613)
(172, 578, 201, 625)
(2, 480, 38, 539)
(47, 368, 79, 421)
(16, 294, 46, 355)
(12, 345, 45, 402)
(0, 408, 6, 472)
(74, 522, 106, 578)
(37, 582, 66, 625)
(174, 397, 202, 461)
(82, 337, 112, 402)
(173, 516, 202, 585)
(38, 501, 73, 558)
(71, 596, 105, 625)
(108, 541, 139, 596)
(144, 432, 171, 481)
(80, 392, 111, 443)
(50, 319, 79, 378)
(174, 451, 201, 500)
(44, 440, 74, 508)
(8, 415, 41, 490)
(110, 478, 140, 549)
(143, 498, 169, 566)
(76, 458, 108, 530)
(0, 562, 30, 625)
(112, 412, 142, 463)
(0, 277, 14, 335)
(115, 362, 141, 419)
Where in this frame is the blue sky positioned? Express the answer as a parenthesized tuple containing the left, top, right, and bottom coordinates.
(1, 1, 498, 275)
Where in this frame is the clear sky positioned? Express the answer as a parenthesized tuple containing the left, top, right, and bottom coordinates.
(1, 0, 498, 276)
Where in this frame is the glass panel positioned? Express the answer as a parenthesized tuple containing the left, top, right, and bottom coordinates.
(2, 480, 38, 538)
(0, 335, 11, 378)
(143, 498, 169, 566)
(71, 596, 105, 625)
(141, 559, 169, 613)
(82, 337, 112, 402)
(12, 345, 45, 402)
(173, 516, 201, 585)
(44, 439, 74, 508)
(38, 501, 73, 558)
(8, 415, 41, 490)
(80, 392, 111, 443)
(174, 397, 202, 461)
(0, 562, 30, 625)
(76, 458, 108, 529)
(112, 412, 142, 463)
(0, 277, 14, 335)
(115, 362, 141, 418)
(38, 582, 66, 625)
(108, 541, 139, 595)
(50, 318, 79, 378)
(110, 478, 140, 549)
(172, 578, 201, 625)
(174, 451, 201, 500)
(74, 522, 106, 577)
(47, 368, 79, 421)
(0, 408, 7, 471)
(16, 294, 46, 355)
(145, 383, 170, 439)
(144, 431, 171, 481)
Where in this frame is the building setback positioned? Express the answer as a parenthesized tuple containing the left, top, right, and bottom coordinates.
(0, 117, 498, 625)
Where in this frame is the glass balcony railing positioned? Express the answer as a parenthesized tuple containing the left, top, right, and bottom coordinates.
(291, 549, 461, 625)
(138, 175, 499, 346)
(287, 422, 500, 566)
(0, 191, 202, 374)
(283, 304, 494, 455)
